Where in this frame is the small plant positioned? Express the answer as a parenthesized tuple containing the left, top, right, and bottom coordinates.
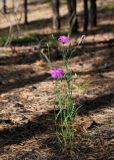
(43, 34, 86, 152)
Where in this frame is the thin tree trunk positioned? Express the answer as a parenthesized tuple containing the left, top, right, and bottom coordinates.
(24, 0, 28, 24)
(12, 0, 15, 12)
(3, 0, 7, 14)
(52, 0, 60, 30)
(67, 0, 78, 34)
(90, 0, 97, 27)
(83, 0, 89, 31)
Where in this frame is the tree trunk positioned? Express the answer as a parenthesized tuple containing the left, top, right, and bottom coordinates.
(83, 0, 89, 31)
(52, 0, 60, 30)
(3, 0, 7, 14)
(12, 0, 15, 12)
(24, 0, 28, 24)
(67, 0, 78, 34)
(90, 0, 97, 27)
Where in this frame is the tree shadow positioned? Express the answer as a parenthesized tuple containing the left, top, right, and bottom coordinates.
(0, 69, 49, 94)
(76, 38, 114, 57)
(0, 111, 55, 148)
(83, 38, 114, 46)
(0, 36, 114, 66)
(0, 36, 114, 94)
(76, 63, 114, 76)
(0, 51, 41, 65)
(0, 14, 68, 37)
(77, 93, 114, 115)
(85, 23, 114, 36)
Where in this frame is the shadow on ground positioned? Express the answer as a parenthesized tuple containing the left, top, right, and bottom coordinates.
(0, 37, 114, 94)
(0, 37, 114, 65)
(77, 93, 114, 114)
(0, 70, 49, 94)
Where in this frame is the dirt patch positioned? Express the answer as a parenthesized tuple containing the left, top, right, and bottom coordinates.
(0, 0, 114, 159)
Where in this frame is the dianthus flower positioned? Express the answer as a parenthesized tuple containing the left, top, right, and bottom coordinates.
(49, 67, 64, 79)
(58, 35, 70, 44)
(81, 35, 86, 40)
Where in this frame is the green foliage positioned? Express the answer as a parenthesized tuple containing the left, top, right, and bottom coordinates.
(11, 34, 39, 46)
(0, 36, 8, 46)
(46, 0, 66, 4)
(99, 3, 114, 10)
(0, 34, 39, 46)
(0, 32, 69, 47)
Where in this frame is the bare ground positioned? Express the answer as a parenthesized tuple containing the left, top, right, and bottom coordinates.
(0, 0, 114, 160)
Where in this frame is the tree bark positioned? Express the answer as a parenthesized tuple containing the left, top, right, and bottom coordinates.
(67, 0, 78, 34)
(83, 0, 89, 31)
(24, 0, 28, 24)
(90, 0, 97, 27)
(52, 0, 60, 30)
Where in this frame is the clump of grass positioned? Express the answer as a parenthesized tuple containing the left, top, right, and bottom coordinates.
(0, 36, 8, 46)
(0, 34, 45, 47)
(11, 34, 39, 46)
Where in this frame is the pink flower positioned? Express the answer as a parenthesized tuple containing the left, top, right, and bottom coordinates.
(58, 35, 70, 44)
(49, 67, 64, 79)
(81, 35, 86, 40)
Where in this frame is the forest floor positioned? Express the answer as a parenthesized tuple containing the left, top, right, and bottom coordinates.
(0, 0, 114, 160)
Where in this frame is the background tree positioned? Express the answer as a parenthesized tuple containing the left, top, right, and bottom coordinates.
(24, 0, 28, 24)
(83, 0, 89, 31)
(67, 0, 78, 34)
(51, 0, 60, 30)
(90, 0, 97, 27)
(3, 0, 7, 14)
